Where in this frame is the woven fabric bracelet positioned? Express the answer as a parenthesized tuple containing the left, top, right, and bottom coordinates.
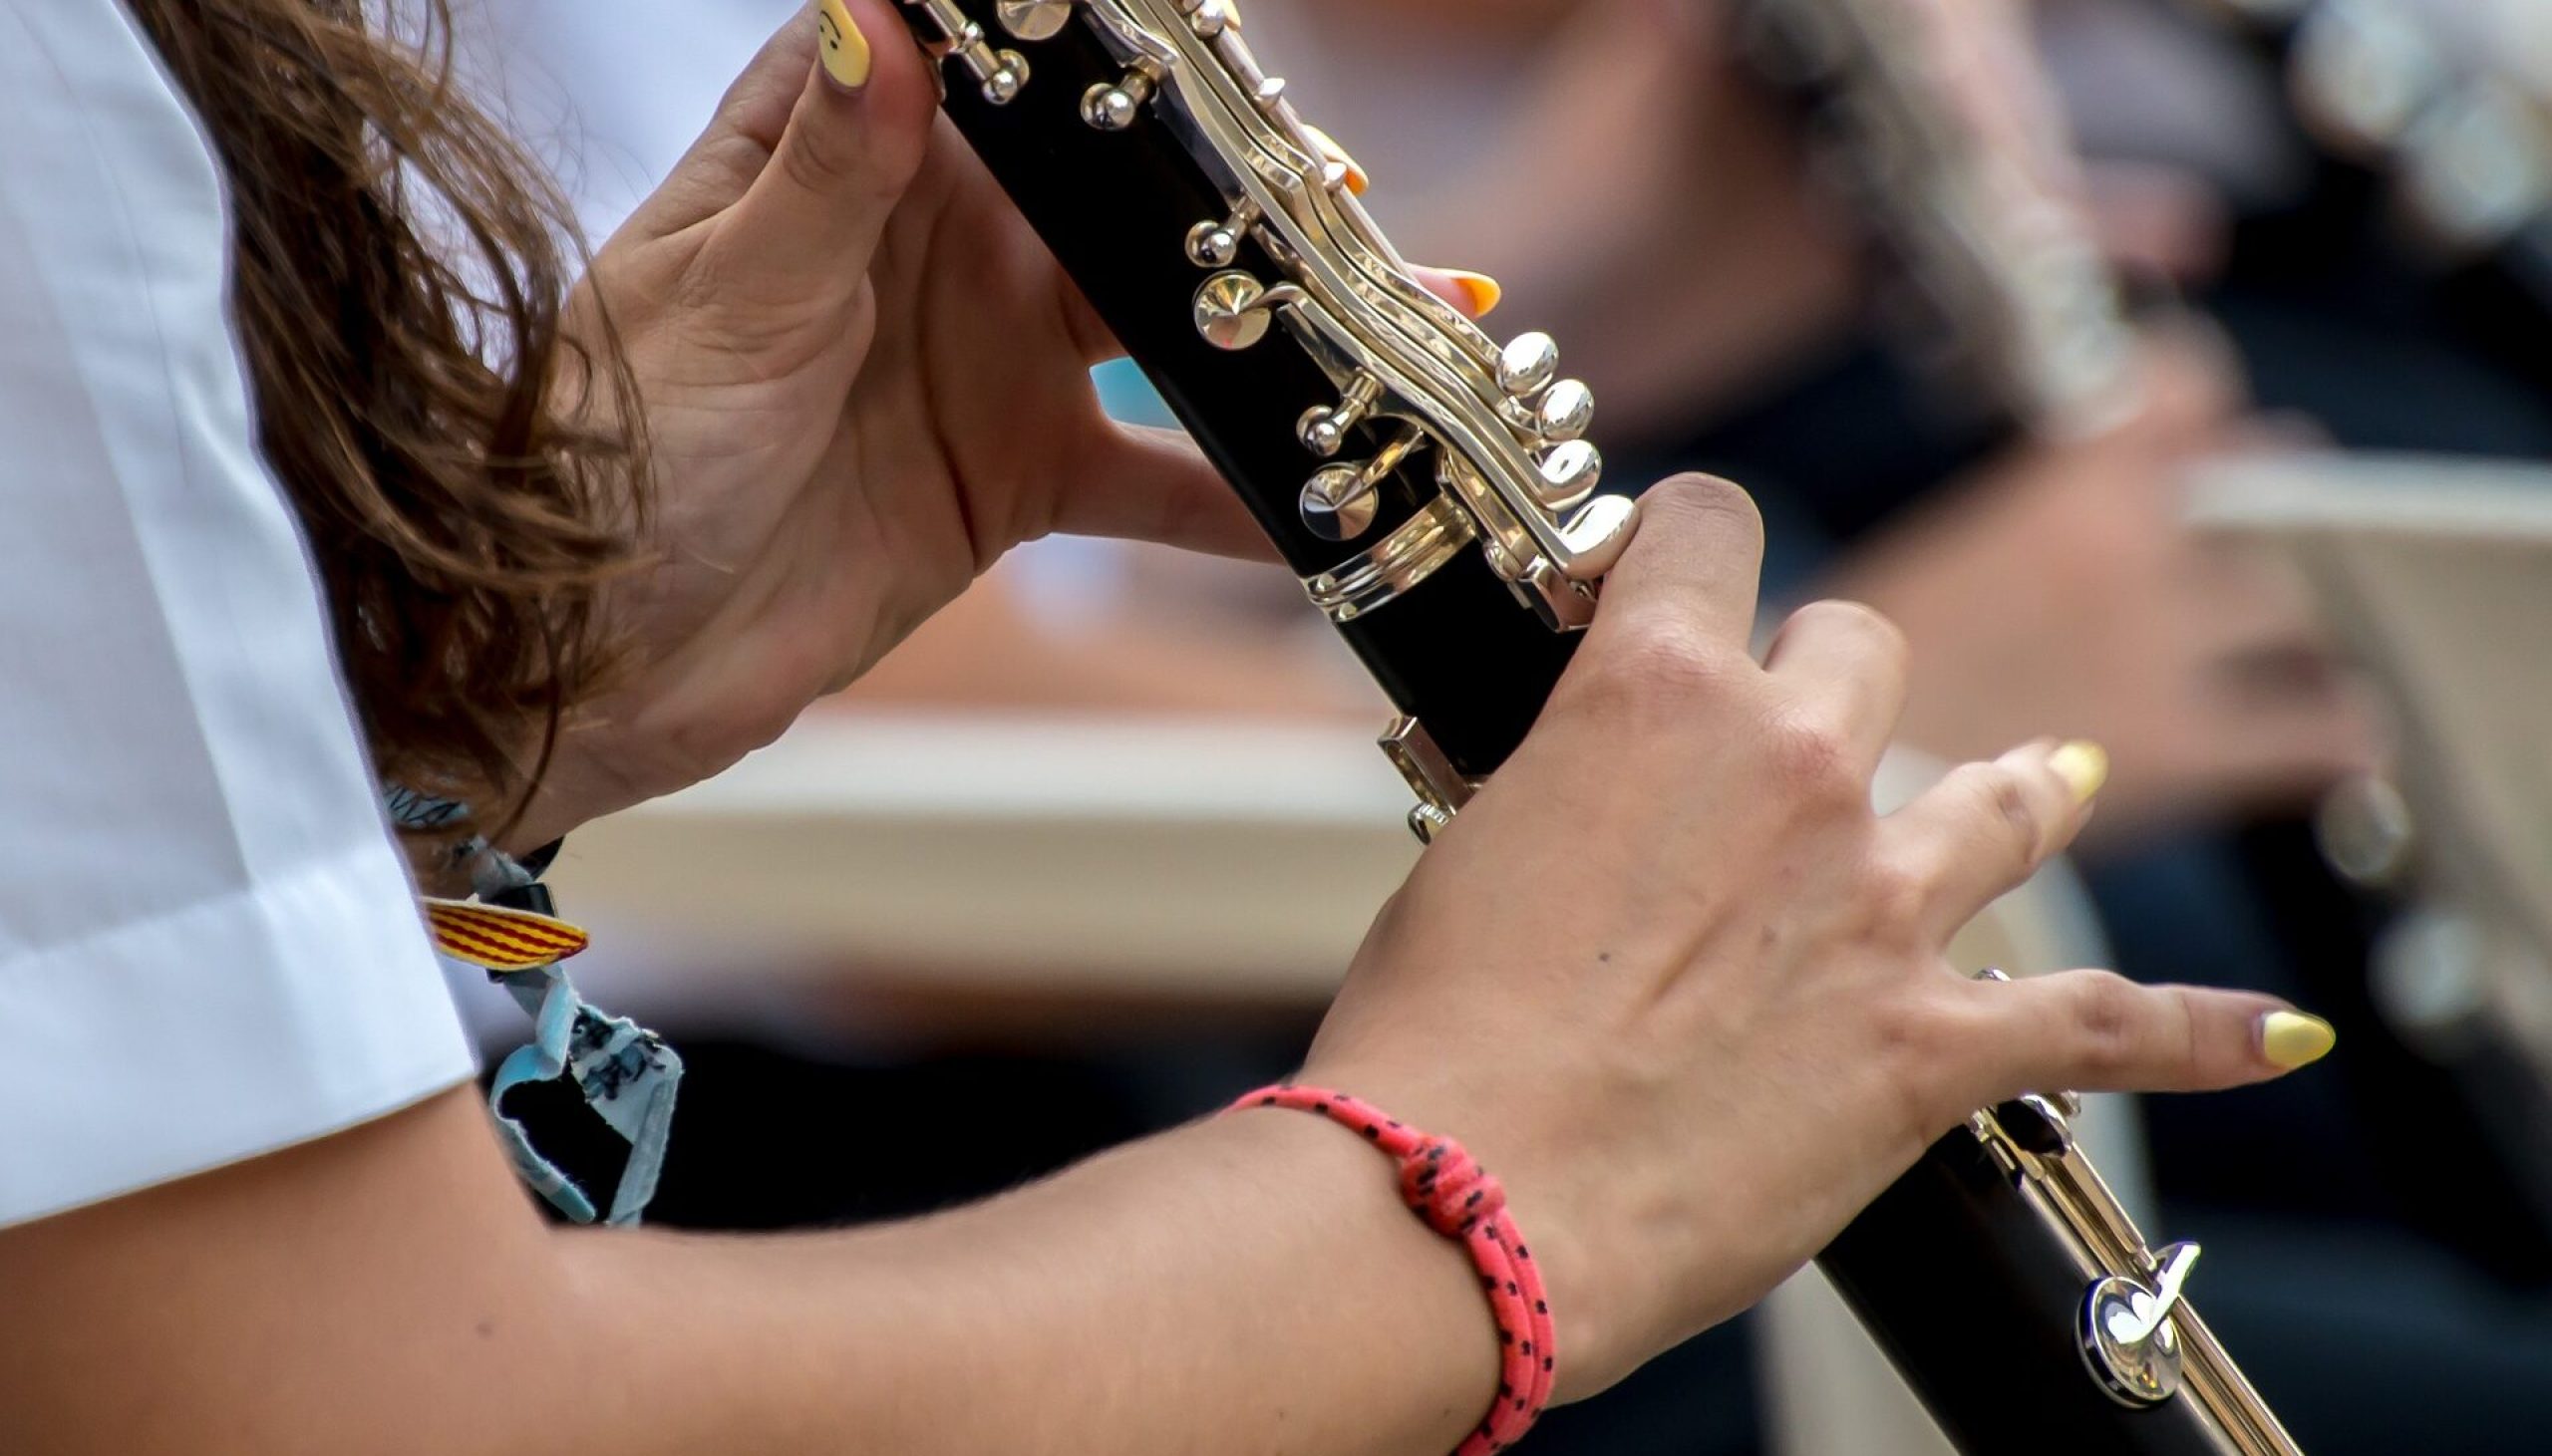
(383, 783, 546, 903)
(1229, 1084, 1556, 1454)
(385, 783, 683, 1227)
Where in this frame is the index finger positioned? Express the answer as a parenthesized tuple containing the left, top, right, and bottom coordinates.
(1587, 474, 1767, 654)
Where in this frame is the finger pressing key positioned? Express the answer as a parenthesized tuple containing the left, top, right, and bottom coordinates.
(1300, 123, 1372, 195)
(1580, 474, 1766, 653)
(1407, 265, 1503, 319)
(691, 0, 938, 312)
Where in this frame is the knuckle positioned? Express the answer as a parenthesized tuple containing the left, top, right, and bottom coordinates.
(779, 127, 861, 204)
(776, 136, 846, 210)
(1572, 609, 1734, 717)
(2172, 990, 2208, 1082)
(1946, 760, 2046, 871)
(2066, 972, 2145, 1076)
(1857, 856, 1937, 942)
(1988, 771, 2045, 866)
(1790, 598, 1909, 663)
(1868, 993, 1933, 1067)
(1871, 989, 1976, 1124)
(1766, 714, 1865, 811)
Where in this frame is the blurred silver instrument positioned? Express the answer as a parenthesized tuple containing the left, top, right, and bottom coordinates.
(1739, 0, 2142, 436)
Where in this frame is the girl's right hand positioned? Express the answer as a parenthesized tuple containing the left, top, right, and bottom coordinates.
(1298, 473, 2328, 1401)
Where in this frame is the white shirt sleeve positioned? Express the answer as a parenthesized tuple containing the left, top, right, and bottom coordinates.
(0, 0, 476, 1229)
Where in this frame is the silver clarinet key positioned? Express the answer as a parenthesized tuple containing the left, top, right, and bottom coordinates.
(1191, 270, 1303, 351)
(994, 0, 1072, 41)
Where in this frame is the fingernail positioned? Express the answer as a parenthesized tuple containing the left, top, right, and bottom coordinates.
(1302, 124, 1371, 195)
(1442, 269, 1502, 318)
(2260, 1011, 2337, 1070)
(817, 0, 873, 91)
(2049, 740, 2109, 806)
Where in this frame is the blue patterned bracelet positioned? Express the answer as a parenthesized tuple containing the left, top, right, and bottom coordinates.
(384, 783, 683, 1227)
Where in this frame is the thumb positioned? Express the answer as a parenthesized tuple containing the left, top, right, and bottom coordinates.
(639, 1, 940, 307)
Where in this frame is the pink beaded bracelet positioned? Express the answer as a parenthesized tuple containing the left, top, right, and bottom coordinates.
(1229, 1084, 1556, 1454)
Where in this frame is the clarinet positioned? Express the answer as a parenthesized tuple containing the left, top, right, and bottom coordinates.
(889, 3, 2302, 1450)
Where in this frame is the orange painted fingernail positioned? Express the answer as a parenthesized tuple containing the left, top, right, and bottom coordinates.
(2049, 740, 2108, 805)
(1443, 270, 1502, 318)
(1302, 124, 1371, 195)
(817, 0, 873, 91)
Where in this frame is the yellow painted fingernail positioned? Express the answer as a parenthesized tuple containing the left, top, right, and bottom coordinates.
(1444, 270, 1502, 318)
(2261, 1011, 2337, 1070)
(817, 0, 873, 91)
(2049, 740, 2109, 805)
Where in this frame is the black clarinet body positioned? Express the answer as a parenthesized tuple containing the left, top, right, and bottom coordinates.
(901, 4, 1574, 778)
(893, 2, 2301, 1449)
(1824, 1111, 2281, 1455)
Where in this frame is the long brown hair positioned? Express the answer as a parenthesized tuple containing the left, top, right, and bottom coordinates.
(124, 0, 646, 827)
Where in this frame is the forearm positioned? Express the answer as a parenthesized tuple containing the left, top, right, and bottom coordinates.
(0, 1089, 1494, 1456)
(580, 1107, 1493, 1454)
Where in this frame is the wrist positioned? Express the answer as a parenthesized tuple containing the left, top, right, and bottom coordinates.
(1227, 1085, 1559, 1450)
(1209, 1106, 1501, 1421)
(493, 714, 662, 854)
(499, 673, 803, 851)
(1291, 1053, 1616, 1402)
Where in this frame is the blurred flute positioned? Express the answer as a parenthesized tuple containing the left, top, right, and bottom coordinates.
(890, 0, 2303, 1450)
(1738, 0, 2141, 437)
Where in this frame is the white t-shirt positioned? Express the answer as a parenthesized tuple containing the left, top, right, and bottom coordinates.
(0, 0, 476, 1228)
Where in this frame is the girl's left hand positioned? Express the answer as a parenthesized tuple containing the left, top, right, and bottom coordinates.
(520, 2, 1484, 843)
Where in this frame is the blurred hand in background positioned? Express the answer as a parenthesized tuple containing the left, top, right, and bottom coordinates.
(1824, 329, 2381, 839)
